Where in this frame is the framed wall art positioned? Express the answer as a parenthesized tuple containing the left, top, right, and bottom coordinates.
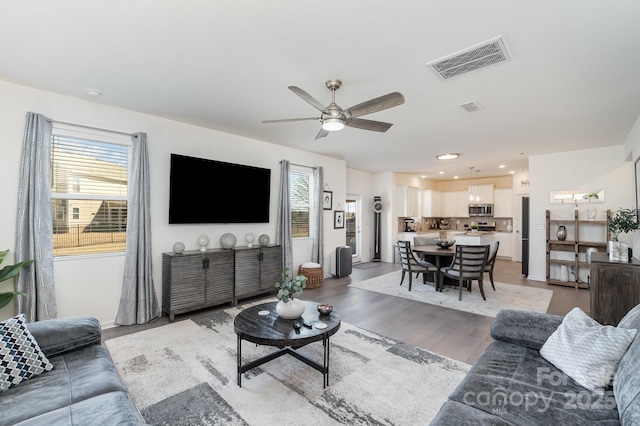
(323, 191, 333, 210)
(334, 210, 345, 229)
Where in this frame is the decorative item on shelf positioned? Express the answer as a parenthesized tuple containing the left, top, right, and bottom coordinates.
(258, 234, 270, 246)
(587, 206, 596, 220)
(0, 249, 32, 309)
(197, 234, 210, 252)
(560, 265, 569, 282)
(172, 242, 185, 254)
(220, 233, 237, 249)
(608, 208, 640, 261)
(245, 233, 255, 248)
(507, 220, 513, 232)
(274, 267, 307, 319)
(586, 247, 598, 264)
(583, 192, 599, 202)
(556, 225, 567, 241)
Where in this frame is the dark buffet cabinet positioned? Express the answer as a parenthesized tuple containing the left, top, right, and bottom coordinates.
(233, 245, 282, 304)
(590, 252, 640, 326)
(162, 245, 282, 321)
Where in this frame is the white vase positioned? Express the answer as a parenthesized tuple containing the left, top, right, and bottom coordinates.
(560, 265, 569, 282)
(276, 299, 305, 319)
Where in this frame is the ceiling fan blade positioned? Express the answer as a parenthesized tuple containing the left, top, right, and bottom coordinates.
(345, 92, 405, 118)
(315, 128, 329, 140)
(288, 86, 327, 112)
(345, 117, 393, 132)
(262, 117, 319, 123)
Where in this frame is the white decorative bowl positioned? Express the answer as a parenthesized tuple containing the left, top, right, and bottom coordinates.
(173, 242, 185, 254)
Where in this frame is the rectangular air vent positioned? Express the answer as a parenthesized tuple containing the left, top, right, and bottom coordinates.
(427, 36, 510, 80)
(460, 100, 483, 112)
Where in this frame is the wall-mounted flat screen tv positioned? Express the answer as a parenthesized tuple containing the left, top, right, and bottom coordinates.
(169, 154, 271, 224)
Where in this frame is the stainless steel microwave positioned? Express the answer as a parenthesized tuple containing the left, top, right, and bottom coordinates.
(468, 204, 494, 217)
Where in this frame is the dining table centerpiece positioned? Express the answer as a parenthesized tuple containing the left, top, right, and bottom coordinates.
(275, 267, 307, 319)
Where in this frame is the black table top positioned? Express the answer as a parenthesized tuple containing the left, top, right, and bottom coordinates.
(234, 301, 341, 347)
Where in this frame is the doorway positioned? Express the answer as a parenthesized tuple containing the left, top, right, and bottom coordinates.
(345, 195, 361, 263)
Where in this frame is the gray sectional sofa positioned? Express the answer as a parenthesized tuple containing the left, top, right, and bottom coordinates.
(431, 306, 640, 425)
(0, 316, 146, 425)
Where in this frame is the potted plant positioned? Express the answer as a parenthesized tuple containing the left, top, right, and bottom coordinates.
(470, 224, 479, 233)
(0, 249, 33, 309)
(608, 208, 640, 261)
(274, 267, 307, 319)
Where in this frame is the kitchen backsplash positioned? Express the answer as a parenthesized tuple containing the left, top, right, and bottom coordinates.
(397, 217, 514, 233)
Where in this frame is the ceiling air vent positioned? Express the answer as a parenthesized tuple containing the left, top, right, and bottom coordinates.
(460, 100, 483, 112)
(427, 36, 511, 80)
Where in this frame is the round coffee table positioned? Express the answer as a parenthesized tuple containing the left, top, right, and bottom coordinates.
(234, 300, 340, 388)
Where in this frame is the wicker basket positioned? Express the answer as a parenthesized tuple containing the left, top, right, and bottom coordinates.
(298, 264, 324, 289)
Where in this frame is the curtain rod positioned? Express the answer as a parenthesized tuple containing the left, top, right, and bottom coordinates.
(49, 119, 135, 137)
(280, 159, 313, 168)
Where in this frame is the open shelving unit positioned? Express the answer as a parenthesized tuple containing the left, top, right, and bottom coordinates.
(546, 209, 610, 289)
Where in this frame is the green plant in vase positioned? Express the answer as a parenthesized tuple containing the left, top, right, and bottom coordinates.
(274, 267, 307, 319)
(608, 208, 640, 240)
(275, 267, 307, 302)
(0, 249, 33, 309)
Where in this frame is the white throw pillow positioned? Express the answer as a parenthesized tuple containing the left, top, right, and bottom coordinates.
(540, 307, 636, 395)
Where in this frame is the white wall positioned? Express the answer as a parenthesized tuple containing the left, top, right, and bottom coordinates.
(0, 81, 346, 325)
(624, 114, 640, 252)
(528, 145, 635, 282)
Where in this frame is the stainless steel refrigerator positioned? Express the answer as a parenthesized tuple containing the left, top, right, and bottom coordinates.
(522, 196, 530, 276)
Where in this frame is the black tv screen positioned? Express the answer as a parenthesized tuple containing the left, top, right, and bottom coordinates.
(169, 154, 271, 224)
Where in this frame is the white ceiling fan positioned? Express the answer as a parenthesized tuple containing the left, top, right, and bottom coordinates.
(262, 80, 405, 140)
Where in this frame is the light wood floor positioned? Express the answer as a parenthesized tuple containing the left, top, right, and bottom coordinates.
(103, 259, 590, 365)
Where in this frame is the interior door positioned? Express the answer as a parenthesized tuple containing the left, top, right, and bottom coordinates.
(346, 195, 361, 263)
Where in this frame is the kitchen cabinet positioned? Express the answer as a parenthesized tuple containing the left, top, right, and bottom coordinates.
(468, 184, 494, 204)
(397, 186, 420, 217)
(441, 191, 469, 217)
(494, 188, 513, 218)
(493, 232, 513, 259)
(421, 190, 442, 217)
(234, 245, 282, 303)
(453, 232, 495, 246)
(590, 253, 640, 326)
(455, 191, 470, 217)
(162, 249, 235, 321)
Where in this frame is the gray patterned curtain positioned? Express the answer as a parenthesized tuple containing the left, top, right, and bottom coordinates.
(276, 160, 293, 273)
(114, 133, 160, 325)
(16, 112, 57, 321)
(311, 167, 324, 265)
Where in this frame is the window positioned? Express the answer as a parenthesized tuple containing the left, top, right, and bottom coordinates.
(289, 166, 313, 238)
(50, 128, 130, 257)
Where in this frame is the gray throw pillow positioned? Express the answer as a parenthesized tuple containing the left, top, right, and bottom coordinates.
(540, 307, 636, 395)
(0, 314, 54, 391)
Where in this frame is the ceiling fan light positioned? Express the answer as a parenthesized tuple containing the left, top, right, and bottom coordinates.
(322, 119, 345, 131)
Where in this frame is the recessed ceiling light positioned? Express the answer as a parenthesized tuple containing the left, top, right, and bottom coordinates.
(86, 88, 102, 97)
(509, 170, 515, 174)
(499, 164, 506, 168)
(454, 175, 459, 179)
(438, 171, 444, 175)
(436, 153, 460, 160)
(421, 175, 427, 179)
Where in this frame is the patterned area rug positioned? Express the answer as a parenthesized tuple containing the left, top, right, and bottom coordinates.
(105, 304, 470, 425)
(348, 271, 553, 317)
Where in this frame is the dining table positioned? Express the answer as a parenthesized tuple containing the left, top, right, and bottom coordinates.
(412, 244, 456, 291)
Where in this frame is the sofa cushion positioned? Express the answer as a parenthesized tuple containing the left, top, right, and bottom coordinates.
(491, 309, 563, 350)
(27, 316, 101, 358)
(1, 314, 54, 391)
(0, 344, 137, 425)
(613, 303, 640, 425)
(446, 340, 620, 425)
(540, 307, 636, 395)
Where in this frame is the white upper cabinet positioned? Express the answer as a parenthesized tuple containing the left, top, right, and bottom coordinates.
(493, 188, 513, 217)
(421, 190, 442, 217)
(397, 186, 420, 217)
(468, 184, 494, 204)
(455, 191, 470, 217)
